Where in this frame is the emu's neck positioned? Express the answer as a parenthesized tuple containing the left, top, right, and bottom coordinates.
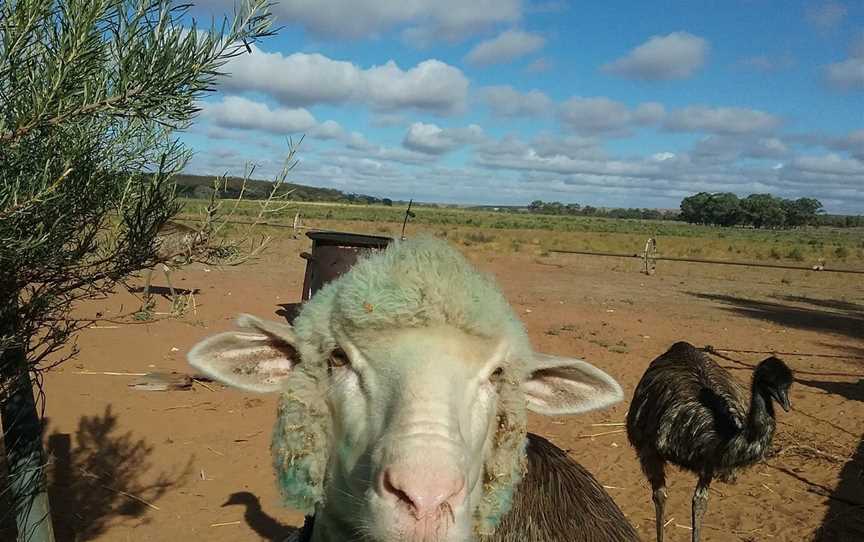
(743, 383, 775, 445)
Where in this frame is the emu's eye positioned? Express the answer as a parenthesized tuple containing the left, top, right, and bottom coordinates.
(328, 348, 350, 369)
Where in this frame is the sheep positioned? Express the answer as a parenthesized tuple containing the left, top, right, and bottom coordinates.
(625, 341, 793, 542)
(187, 235, 639, 542)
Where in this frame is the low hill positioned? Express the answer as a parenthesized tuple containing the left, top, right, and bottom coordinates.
(172, 173, 383, 204)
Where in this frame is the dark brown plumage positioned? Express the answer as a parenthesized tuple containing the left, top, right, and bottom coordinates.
(625, 341, 793, 542)
(486, 432, 641, 542)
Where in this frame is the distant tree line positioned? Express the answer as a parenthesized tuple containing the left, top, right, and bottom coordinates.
(524, 194, 862, 229)
(527, 200, 678, 220)
(815, 214, 864, 228)
(679, 192, 824, 228)
(343, 193, 393, 206)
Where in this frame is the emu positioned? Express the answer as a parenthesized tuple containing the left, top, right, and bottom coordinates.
(142, 220, 208, 303)
(625, 341, 793, 542)
(188, 236, 639, 542)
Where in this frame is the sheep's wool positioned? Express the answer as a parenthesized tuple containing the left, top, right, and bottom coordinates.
(268, 235, 536, 532)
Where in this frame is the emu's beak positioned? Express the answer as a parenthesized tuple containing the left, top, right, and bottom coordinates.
(774, 389, 791, 412)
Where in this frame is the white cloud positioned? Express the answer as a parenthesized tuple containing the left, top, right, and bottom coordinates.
(476, 133, 605, 162)
(248, 0, 523, 42)
(362, 59, 470, 113)
(467, 134, 864, 211)
(465, 29, 545, 66)
(326, 131, 440, 166)
(371, 112, 408, 127)
(633, 102, 667, 124)
(222, 47, 469, 114)
(664, 106, 782, 134)
(402, 122, 485, 154)
(346, 132, 375, 151)
(652, 152, 676, 162)
(691, 135, 790, 163)
(309, 120, 345, 140)
(187, 127, 864, 213)
(474, 137, 666, 178)
(524, 57, 553, 73)
(558, 97, 662, 135)
(790, 153, 864, 176)
(823, 33, 864, 90)
(601, 32, 709, 80)
(786, 129, 864, 160)
(750, 137, 789, 158)
(805, 1, 847, 31)
(480, 86, 553, 117)
(530, 134, 605, 160)
(825, 56, 864, 90)
(559, 97, 632, 134)
(843, 129, 864, 160)
(740, 53, 796, 72)
(200, 96, 317, 134)
(853, 33, 864, 58)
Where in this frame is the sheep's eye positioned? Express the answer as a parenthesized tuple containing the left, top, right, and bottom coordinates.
(328, 348, 350, 369)
(489, 366, 504, 382)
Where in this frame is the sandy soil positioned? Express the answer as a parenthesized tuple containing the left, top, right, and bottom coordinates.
(3, 225, 863, 542)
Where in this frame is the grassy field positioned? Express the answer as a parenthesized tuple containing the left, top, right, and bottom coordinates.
(180, 198, 864, 268)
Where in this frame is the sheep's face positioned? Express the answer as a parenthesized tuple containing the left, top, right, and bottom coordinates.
(325, 324, 507, 542)
(188, 314, 623, 542)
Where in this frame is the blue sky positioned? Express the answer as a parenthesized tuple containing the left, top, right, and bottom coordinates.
(178, 0, 864, 213)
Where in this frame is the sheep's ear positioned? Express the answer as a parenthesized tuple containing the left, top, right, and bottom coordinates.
(187, 313, 300, 394)
(522, 352, 623, 415)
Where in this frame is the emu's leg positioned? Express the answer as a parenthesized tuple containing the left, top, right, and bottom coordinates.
(142, 267, 154, 301)
(691, 473, 712, 542)
(641, 453, 667, 542)
(162, 264, 176, 300)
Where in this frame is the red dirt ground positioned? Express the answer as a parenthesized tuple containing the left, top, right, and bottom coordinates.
(5, 225, 863, 541)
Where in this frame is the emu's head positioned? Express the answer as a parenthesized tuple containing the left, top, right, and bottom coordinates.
(753, 356, 793, 412)
(187, 236, 623, 542)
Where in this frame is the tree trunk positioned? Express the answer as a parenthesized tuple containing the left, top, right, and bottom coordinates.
(1, 314, 56, 542)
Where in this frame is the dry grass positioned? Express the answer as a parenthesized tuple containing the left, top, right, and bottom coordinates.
(179, 199, 864, 269)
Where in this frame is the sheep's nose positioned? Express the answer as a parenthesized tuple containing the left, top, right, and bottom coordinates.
(380, 465, 466, 518)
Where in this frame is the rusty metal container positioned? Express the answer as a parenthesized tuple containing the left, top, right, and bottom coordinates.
(299, 230, 393, 301)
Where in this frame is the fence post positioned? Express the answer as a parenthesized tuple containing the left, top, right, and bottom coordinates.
(643, 237, 657, 275)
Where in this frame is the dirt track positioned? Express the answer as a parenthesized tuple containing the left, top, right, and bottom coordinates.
(7, 228, 863, 541)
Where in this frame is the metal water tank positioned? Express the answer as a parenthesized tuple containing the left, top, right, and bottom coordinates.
(299, 230, 393, 301)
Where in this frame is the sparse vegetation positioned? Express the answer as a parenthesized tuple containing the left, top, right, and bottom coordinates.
(179, 198, 864, 268)
(0, 1, 276, 538)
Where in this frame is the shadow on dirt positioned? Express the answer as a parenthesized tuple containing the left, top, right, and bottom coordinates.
(689, 292, 863, 340)
(128, 285, 199, 299)
(812, 435, 864, 541)
(1, 405, 191, 541)
(223, 491, 310, 541)
(796, 378, 864, 403)
(811, 343, 864, 541)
